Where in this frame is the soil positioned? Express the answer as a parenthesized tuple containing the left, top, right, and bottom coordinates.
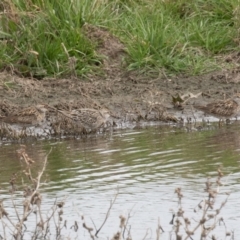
(1, 25, 240, 137)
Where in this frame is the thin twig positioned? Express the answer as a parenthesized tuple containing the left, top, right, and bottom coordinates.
(15, 148, 52, 238)
(95, 190, 119, 237)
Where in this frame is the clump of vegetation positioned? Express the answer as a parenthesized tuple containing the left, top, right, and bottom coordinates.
(0, 146, 233, 239)
(0, 0, 239, 77)
(0, 0, 98, 78)
(170, 168, 231, 239)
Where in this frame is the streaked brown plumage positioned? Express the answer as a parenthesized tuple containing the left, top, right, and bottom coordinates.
(0, 104, 48, 126)
(59, 108, 111, 130)
(194, 98, 240, 120)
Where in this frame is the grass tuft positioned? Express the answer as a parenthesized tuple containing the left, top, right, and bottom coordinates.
(0, 0, 240, 77)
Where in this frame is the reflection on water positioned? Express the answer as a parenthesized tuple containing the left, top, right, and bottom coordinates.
(1, 123, 240, 239)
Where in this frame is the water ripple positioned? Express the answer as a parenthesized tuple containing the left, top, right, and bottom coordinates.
(1, 125, 240, 238)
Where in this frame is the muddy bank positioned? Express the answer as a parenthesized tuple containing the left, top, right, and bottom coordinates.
(1, 27, 240, 138)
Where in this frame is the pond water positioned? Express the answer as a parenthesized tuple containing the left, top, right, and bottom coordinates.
(0, 122, 240, 239)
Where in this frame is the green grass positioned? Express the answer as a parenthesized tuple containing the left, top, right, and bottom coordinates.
(0, 0, 240, 77)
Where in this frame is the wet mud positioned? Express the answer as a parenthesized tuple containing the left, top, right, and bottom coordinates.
(1, 26, 240, 139)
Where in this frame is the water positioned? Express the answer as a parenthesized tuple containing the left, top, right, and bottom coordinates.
(0, 123, 240, 239)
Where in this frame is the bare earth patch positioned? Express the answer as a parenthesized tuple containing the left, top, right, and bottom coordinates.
(1, 26, 240, 138)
